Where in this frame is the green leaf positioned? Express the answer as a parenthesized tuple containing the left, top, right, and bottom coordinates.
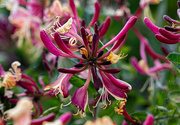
(42, 106, 59, 116)
(98, 100, 119, 117)
(167, 52, 180, 69)
(69, 75, 96, 94)
(168, 90, 180, 103)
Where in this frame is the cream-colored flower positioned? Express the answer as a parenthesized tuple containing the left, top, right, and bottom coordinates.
(4, 98, 33, 125)
(84, 116, 114, 125)
(1, 61, 21, 89)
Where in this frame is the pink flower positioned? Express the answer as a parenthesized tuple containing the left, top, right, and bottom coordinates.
(41, 4, 137, 116)
(144, 2, 180, 44)
(143, 114, 154, 125)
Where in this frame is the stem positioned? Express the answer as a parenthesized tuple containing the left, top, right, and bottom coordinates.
(155, 115, 180, 120)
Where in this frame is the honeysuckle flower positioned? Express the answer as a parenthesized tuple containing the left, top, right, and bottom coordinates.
(31, 113, 56, 125)
(144, 1, 180, 44)
(143, 114, 154, 125)
(0, 61, 21, 89)
(69, 0, 105, 32)
(44, 0, 72, 23)
(42, 112, 72, 125)
(131, 28, 172, 99)
(4, 98, 33, 125)
(0, 61, 21, 98)
(121, 114, 154, 125)
(84, 116, 115, 125)
(9, 6, 42, 46)
(41, 15, 137, 117)
(114, 99, 135, 123)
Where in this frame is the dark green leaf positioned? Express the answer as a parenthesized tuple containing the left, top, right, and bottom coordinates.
(125, 112, 147, 122)
(167, 52, 180, 69)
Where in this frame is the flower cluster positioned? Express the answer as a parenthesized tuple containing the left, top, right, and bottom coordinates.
(40, 0, 137, 117)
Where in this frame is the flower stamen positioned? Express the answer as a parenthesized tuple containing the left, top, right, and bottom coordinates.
(80, 48, 88, 58)
(60, 101, 72, 109)
(114, 99, 127, 115)
(107, 51, 128, 64)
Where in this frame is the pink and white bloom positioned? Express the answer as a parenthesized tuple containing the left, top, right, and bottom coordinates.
(4, 98, 33, 125)
(41, 15, 137, 116)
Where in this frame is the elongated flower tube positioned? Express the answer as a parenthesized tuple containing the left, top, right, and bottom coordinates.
(69, 0, 100, 31)
(144, 2, 180, 44)
(42, 112, 72, 125)
(41, 15, 136, 117)
(114, 99, 135, 123)
(143, 114, 154, 125)
(44, 73, 74, 98)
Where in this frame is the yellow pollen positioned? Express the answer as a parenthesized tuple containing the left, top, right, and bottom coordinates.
(49, 17, 73, 36)
(87, 34, 92, 46)
(138, 60, 149, 74)
(2, 72, 16, 89)
(150, 0, 161, 4)
(107, 51, 128, 64)
(80, 48, 88, 58)
(114, 99, 127, 115)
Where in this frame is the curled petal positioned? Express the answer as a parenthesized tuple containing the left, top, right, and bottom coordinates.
(105, 73, 131, 89)
(143, 114, 154, 125)
(148, 63, 171, 74)
(99, 71, 130, 100)
(159, 28, 180, 40)
(163, 15, 180, 25)
(131, 57, 147, 75)
(80, 27, 89, 49)
(144, 17, 159, 34)
(99, 68, 121, 74)
(71, 68, 91, 112)
(71, 86, 88, 112)
(164, 26, 180, 32)
(98, 16, 137, 52)
(31, 113, 56, 125)
(40, 30, 72, 57)
(99, 16, 111, 37)
(69, 0, 81, 30)
(44, 73, 73, 98)
(58, 66, 87, 74)
(54, 32, 83, 59)
(58, 112, 72, 124)
(155, 34, 179, 44)
(88, 1, 100, 28)
(91, 67, 102, 90)
(92, 33, 97, 57)
(177, 9, 180, 18)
